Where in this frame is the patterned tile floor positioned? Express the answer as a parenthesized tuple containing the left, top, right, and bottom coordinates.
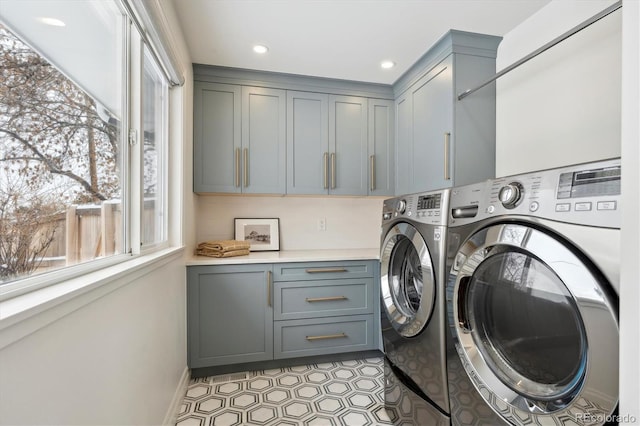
(176, 357, 398, 426)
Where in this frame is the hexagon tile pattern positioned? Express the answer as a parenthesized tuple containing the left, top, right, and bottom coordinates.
(176, 357, 407, 426)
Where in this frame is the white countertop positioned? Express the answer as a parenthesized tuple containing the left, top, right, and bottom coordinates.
(186, 248, 380, 266)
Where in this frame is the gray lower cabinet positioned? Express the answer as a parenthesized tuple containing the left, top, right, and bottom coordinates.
(272, 260, 377, 359)
(274, 316, 374, 359)
(187, 260, 379, 369)
(187, 264, 273, 368)
(395, 30, 502, 195)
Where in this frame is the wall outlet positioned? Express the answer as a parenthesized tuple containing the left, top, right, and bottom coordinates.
(318, 218, 326, 231)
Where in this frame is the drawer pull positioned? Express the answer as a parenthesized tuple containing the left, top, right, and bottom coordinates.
(305, 296, 348, 303)
(267, 270, 272, 307)
(306, 333, 347, 341)
(305, 268, 348, 273)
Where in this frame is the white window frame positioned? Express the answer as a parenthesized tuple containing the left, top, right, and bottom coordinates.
(0, 0, 176, 301)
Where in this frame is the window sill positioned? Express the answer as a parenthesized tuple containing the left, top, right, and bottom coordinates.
(0, 246, 185, 350)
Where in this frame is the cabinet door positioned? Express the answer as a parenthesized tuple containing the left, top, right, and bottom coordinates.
(395, 92, 412, 195)
(241, 87, 286, 194)
(286, 91, 329, 195)
(193, 82, 241, 193)
(329, 95, 368, 195)
(368, 98, 395, 196)
(410, 58, 453, 193)
(187, 265, 273, 368)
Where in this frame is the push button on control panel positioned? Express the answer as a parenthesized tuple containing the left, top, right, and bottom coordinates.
(575, 202, 592, 212)
(555, 203, 571, 212)
(597, 201, 617, 211)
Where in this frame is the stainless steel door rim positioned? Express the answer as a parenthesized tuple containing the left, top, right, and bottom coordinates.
(380, 221, 436, 337)
(449, 222, 618, 422)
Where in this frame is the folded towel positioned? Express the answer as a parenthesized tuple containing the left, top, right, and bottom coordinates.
(197, 239, 250, 252)
(195, 239, 251, 258)
(196, 248, 250, 258)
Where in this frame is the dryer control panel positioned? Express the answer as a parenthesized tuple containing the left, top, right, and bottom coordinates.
(382, 189, 449, 227)
(449, 158, 620, 229)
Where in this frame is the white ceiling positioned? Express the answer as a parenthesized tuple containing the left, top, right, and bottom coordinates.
(172, 0, 552, 85)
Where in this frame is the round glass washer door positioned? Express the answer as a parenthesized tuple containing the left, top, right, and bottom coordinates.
(449, 223, 618, 423)
(380, 222, 436, 337)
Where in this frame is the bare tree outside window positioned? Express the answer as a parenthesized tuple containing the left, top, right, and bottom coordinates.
(0, 22, 121, 282)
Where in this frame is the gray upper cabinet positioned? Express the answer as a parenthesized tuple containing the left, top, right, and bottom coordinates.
(394, 30, 502, 195)
(286, 91, 329, 195)
(410, 57, 453, 193)
(368, 99, 395, 196)
(329, 95, 368, 196)
(193, 82, 285, 194)
(287, 92, 370, 195)
(193, 82, 241, 193)
(241, 86, 286, 194)
(191, 65, 399, 196)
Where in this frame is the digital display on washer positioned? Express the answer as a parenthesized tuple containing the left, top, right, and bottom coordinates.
(557, 165, 621, 199)
(417, 194, 441, 210)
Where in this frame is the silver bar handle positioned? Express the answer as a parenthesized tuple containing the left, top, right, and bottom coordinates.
(305, 296, 348, 303)
(305, 267, 348, 273)
(323, 152, 329, 189)
(243, 148, 249, 187)
(267, 270, 272, 307)
(444, 132, 451, 181)
(370, 155, 376, 191)
(306, 333, 347, 341)
(235, 148, 240, 187)
(331, 153, 336, 189)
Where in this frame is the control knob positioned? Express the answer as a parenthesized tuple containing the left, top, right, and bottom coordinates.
(396, 199, 407, 214)
(498, 182, 523, 209)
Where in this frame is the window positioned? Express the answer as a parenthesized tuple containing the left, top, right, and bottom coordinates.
(141, 46, 168, 248)
(0, 0, 173, 296)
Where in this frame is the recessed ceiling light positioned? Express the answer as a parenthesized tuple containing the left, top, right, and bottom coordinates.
(39, 17, 66, 27)
(381, 60, 395, 69)
(253, 45, 269, 54)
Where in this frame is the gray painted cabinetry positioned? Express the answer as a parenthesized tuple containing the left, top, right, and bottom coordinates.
(272, 260, 377, 358)
(187, 264, 273, 368)
(394, 30, 502, 194)
(193, 82, 286, 194)
(287, 93, 376, 195)
(187, 260, 379, 370)
(193, 66, 395, 196)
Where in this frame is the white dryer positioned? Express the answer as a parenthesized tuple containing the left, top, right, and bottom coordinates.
(380, 189, 450, 425)
(446, 158, 620, 425)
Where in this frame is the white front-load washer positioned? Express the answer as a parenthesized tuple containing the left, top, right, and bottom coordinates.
(446, 158, 620, 425)
(380, 189, 450, 425)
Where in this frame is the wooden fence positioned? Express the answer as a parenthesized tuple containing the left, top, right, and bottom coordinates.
(38, 200, 123, 270)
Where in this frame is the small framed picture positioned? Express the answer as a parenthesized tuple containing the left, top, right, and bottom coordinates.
(234, 218, 280, 251)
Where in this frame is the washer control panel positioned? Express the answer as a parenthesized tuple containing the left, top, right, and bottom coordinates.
(382, 189, 449, 226)
(449, 158, 620, 229)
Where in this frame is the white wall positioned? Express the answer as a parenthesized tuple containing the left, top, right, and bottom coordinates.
(0, 1, 193, 424)
(196, 195, 384, 250)
(0, 255, 186, 425)
(496, 0, 621, 177)
(620, 0, 640, 420)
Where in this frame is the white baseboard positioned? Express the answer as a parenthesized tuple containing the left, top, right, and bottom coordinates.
(163, 366, 190, 425)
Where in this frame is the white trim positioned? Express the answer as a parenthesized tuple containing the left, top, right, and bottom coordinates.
(163, 366, 190, 426)
(0, 246, 184, 350)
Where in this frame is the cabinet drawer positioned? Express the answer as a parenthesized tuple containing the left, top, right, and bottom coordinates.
(274, 315, 374, 359)
(274, 279, 373, 320)
(273, 260, 375, 281)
